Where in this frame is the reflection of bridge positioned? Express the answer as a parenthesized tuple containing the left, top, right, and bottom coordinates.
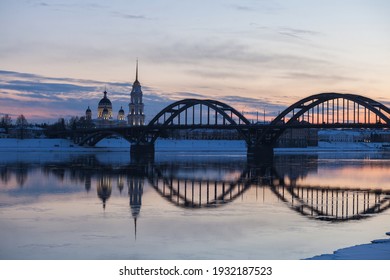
(2, 154, 389, 223)
(73, 93, 390, 158)
(271, 184, 390, 221)
(29, 154, 389, 223)
(148, 161, 390, 222)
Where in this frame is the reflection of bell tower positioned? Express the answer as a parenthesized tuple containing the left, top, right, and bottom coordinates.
(0, 166, 11, 185)
(85, 173, 91, 192)
(15, 164, 28, 187)
(117, 175, 125, 194)
(128, 176, 144, 239)
(97, 175, 112, 209)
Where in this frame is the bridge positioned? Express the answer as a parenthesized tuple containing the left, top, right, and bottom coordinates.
(73, 92, 390, 159)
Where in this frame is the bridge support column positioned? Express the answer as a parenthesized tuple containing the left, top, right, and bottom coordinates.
(130, 143, 155, 163)
(247, 144, 274, 165)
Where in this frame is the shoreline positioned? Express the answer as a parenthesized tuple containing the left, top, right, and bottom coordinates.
(0, 138, 388, 153)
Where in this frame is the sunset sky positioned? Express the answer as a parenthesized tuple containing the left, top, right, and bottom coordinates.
(1, 0, 390, 123)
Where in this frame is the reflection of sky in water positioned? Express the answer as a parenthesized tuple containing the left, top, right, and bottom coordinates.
(0, 151, 390, 259)
(296, 154, 390, 190)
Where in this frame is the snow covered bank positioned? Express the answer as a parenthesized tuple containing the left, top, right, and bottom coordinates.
(0, 138, 388, 153)
(274, 142, 387, 154)
(308, 232, 390, 260)
(317, 141, 384, 150)
(155, 139, 246, 152)
(0, 138, 87, 151)
(0, 138, 247, 152)
(0, 138, 130, 152)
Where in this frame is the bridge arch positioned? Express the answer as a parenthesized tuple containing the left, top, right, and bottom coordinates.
(272, 92, 390, 126)
(77, 130, 133, 146)
(270, 183, 390, 221)
(147, 164, 254, 208)
(145, 99, 251, 144)
(257, 93, 390, 145)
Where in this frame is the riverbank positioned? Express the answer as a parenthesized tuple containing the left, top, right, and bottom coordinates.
(308, 232, 390, 260)
(0, 138, 388, 153)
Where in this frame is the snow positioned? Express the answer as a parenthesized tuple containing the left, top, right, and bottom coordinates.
(0, 138, 248, 152)
(0, 138, 129, 152)
(308, 232, 390, 260)
(317, 141, 383, 150)
(0, 138, 388, 153)
(155, 139, 246, 151)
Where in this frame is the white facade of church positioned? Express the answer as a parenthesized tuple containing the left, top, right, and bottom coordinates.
(85, 62, 145, 127)
(128, 61, 145, 126)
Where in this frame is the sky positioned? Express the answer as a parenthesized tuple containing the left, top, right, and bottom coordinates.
(0, 0, 390, 123)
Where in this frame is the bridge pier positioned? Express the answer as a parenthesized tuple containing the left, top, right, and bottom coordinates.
(130, 143, 155, 163)
(247, 144, 274, 165)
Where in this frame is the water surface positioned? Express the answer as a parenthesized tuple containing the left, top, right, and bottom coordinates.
(1, 150, 390, 259)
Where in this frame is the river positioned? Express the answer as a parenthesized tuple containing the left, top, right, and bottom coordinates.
(1, 149, 390, 259)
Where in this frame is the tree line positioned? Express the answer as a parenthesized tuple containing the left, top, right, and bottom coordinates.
(0, 114, 93, 139)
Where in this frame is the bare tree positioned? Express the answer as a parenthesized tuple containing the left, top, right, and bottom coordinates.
(68, 116, 79, 130)
(16, 114, 28, 139)
(0, 114, 12, 133)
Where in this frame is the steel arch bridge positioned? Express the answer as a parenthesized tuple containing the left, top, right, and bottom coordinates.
(73, 93, 390, 156)
(76, 130, 134, 146)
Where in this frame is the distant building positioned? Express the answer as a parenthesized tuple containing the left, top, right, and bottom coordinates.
(84, 89, 127, 127)
(118, 106, 125, 121)
(318, 129, 369, 143)
(277, 128, 318, 147)
(273, 120, 318, 147)
(0, 128, 8, 138)
(97, 90, 127, 126)
(85, 106, 92, 121)
(370, 130, 390, 142)
(97, 90, 113, 120)
(168, 129, 242, 140)
(128, 60, 145, 126)
(9, 126, 45, 139)
(318, 129, 390, 143)
(84, 61, 145, 127)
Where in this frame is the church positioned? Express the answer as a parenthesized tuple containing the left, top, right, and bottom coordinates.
(85, 61, 145, 127)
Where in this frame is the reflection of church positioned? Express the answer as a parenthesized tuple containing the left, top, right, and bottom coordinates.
(85, 61, 145, 126)
(94, 174, 143, 230)
(128, 176, 144, 239)
(97, 176, 112, 210)
(93, 173, 144, 239)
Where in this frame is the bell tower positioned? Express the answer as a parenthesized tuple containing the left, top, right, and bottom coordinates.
(128, 60, 145, 126)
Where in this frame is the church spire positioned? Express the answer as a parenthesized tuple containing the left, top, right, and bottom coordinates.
(135, 59, 139, 82)
(134, 217, 137, 240)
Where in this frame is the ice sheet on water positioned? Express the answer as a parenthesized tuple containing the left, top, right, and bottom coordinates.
(371, 238, 390, 244)
(308, 233, 390, 260)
